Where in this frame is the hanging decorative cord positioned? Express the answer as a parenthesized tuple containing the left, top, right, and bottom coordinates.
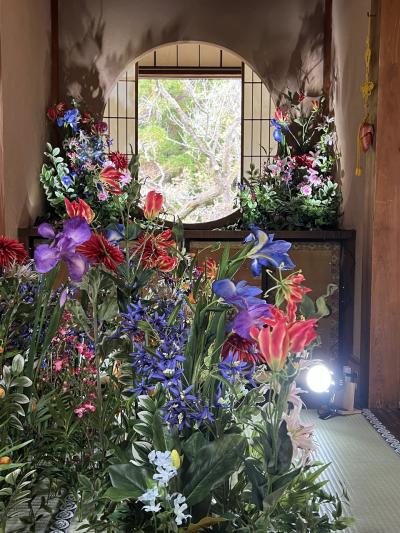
(355, 12, 375, 176)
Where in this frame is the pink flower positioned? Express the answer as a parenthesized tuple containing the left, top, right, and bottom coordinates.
(120, 171, 132, 186)
(283, 407, 315, 460)
(98, 191, 109, 202)
(299, 183, 312, 196)
(287, 382, 306, 409)
(54, 359, 63, 372)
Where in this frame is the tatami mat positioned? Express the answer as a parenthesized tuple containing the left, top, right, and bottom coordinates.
(303, 410, 400, 533)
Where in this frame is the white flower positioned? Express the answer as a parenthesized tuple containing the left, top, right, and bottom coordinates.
(173, 493, 191, 526)
(137, 487, 162, 513)
(148, 450, 177, 486)
(283, 407, 315, 461)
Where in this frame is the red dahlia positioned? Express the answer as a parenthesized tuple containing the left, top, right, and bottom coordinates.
(221, 333, 261, 364)
(109, 151, 128, 170)
(0, 236, 28, 269)
(77, 234, 124, 271)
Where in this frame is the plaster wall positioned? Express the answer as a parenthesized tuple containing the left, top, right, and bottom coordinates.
(58, 0, 325, 112)
(0, 0, 52, 237)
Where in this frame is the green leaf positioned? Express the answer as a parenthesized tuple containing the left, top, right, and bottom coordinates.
(182, 432, 208, 463)
(11, 355, 25, 375)
(108, 463, 150, 498)
(182, 434, 246, 506)
(77, 474, 93, 492)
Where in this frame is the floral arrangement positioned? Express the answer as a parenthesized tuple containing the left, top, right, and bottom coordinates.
(238, 92, 342, 230)
(1, 122, 352, 531)
(40, 101, 136, 227)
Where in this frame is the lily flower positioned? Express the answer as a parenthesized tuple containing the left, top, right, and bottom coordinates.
(34, 217, 91, 281)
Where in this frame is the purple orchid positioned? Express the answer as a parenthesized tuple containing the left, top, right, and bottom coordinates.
(244, 225, 295, 276)
(34, 217, 91, 281)
(232, 302, 271, 340)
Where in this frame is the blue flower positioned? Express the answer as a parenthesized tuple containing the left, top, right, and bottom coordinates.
(61, 174, 73, 188)
(57, 108, 80, 132)
(212, 279, 271, 339)
(245, 225, 295, 276)
(218, 351, 251, 383)
(271, 119, 283, 142)
(212, 279, 264, 309)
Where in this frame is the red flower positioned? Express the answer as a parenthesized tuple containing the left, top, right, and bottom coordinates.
(99, 167, 124, 195)
(251, 311, 318, 370)
(0, 236, 28, 269)
(47, 107, 57, 121)
(80, 112, 93, 124)
(77, 233, 124, 271)
(92, 121, 108, 135)
(156, 254, 177, 272)
(55, 102, 66, 116)
(222, 333, 260, 364)
(65, 198, 95, 223)
(250, 320, 289, 371)
(196, 257, 218, 280)
(143, 191, 163, 220)
(109, 151, 128, 170)
(282, 272, 312, 303)
(295, 154, 314, 169)
(134, 229, 176, 270)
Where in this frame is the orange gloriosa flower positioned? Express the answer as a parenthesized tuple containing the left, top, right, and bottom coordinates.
(65, 198, 95, 224)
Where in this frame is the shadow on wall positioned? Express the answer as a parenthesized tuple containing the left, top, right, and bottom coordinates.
(58, 0, 326, 112)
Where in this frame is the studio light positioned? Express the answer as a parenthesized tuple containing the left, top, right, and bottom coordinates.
(306, 363, 334, 394)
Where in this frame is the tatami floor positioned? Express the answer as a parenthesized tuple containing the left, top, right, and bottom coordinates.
(304, 411, 400, 533)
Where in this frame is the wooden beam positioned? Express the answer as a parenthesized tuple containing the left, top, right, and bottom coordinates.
(369, 0, 400, 407)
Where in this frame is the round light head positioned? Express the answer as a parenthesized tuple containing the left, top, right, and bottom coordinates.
(306, 363, 333, 393)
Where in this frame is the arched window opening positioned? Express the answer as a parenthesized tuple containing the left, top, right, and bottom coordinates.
(103, 43, 277, 225)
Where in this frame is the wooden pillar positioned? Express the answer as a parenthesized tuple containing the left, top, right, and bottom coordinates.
(369, 0, 400, 407)
(0, 29, 4, 236)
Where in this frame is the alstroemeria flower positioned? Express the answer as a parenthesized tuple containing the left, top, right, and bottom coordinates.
(245, 225, 295, 276)
(65, 198, 95, 223)
(143, 191, 163, 220)
(34, 217, 91, 281)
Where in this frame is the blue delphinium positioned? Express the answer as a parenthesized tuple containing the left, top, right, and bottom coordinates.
(120, 296, 214, 430)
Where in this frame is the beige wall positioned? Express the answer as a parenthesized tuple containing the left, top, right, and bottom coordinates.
(0, 0, 52, 237)
(331, 0, 376, 365)
(58, 0, 325, 112)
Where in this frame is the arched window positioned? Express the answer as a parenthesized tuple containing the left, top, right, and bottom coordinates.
(103, 42, 277, 225)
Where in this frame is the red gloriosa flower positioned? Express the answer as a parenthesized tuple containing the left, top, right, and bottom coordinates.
(65, 198, 95, 223)
(99, 167, 124, 195)
(0, 236, 28, 268)
(77, 233, 124, 271)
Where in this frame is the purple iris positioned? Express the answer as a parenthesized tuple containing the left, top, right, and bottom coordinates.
(212, 279, 271, 339)
(245, 225, 295, 276)
(212, 279, 264, 309)
(271, 119, 283, 143)
(34, 217, 91, 282)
